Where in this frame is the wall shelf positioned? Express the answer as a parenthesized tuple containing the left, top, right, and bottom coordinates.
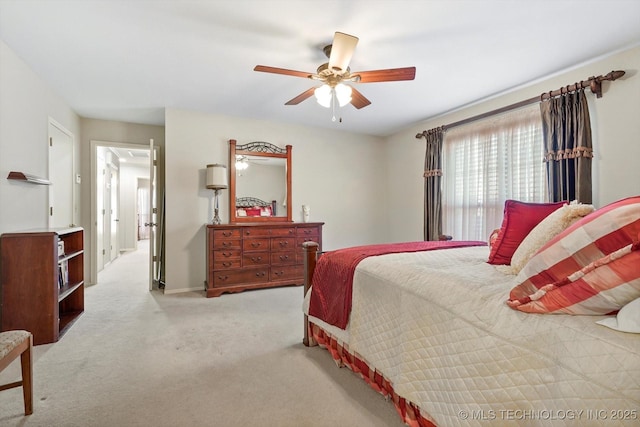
(7, 171, 51, 185)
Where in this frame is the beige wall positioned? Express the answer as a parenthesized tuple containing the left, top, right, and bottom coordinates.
(79, 118, 165, 284)
(164, 108, 386, 293)
(3, 36, 638, 295)
(385, 45, 640, 243)
(0, 40, 81, 235)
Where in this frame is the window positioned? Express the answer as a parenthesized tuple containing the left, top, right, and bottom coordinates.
(442, 105, 546, 241)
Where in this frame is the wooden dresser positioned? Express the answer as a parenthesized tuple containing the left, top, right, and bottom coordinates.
(206, 222, 323, 297)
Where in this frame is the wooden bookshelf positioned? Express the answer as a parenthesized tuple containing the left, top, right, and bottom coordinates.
(0, 227, 84, 345)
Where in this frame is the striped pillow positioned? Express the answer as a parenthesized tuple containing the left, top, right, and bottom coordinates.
(508, 196, 640, 314)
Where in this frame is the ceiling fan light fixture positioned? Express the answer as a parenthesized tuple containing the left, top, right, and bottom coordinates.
(335, 83, 352, 107)
(314, 84, 332, 108)
(235, 156, 249, 170)
(255, 32, 414, 111)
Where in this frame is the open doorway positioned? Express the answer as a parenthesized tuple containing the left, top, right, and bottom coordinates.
(91, 141, 158, 289)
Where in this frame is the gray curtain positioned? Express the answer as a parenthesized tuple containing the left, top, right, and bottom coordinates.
(423, 128, 444, 241)
(540, 89, 593, 203)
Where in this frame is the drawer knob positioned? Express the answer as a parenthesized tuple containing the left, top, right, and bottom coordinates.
(251, 256, 262, 262)
(217, 275, 228, 281)
(222, 262, 232, 267)
(255, 272, 266, 277)
(223, 241, 232, 247)
(280, 255, 289, 261)
(279, 241, 288, 247)
(223, 252, 232, 257)
(304, 230, 312, 234)
(223, 231, 232, 237)
(274, 270, 283, 276)
(251, 242, 262, 248)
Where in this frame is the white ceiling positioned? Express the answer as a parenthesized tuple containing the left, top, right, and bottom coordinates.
(1, 0, 639, 137)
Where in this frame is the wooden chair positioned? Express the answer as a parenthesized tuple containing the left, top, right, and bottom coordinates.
(0, 330, 33, 415)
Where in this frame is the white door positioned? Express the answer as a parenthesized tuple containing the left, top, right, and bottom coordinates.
(148, 139, 158, 290)
(110, 162, 119, 262)
(96, 148, 106, 272)
(48, 120, 74, 228)
(103, 152, 113, 267)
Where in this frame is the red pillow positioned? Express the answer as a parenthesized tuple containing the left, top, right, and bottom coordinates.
(487, 200, 566, 265)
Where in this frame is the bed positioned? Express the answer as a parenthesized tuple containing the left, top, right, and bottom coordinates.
(302, 197, 640, 426)
(235, 196, 277, 217)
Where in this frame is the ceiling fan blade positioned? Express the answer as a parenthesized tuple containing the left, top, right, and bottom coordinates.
(350, 87, 371, 109)
(254, 65, 312, 79)
(285, 87, 316, 105)
(328, 32, 359, 73)
(353, 67, 416, 83)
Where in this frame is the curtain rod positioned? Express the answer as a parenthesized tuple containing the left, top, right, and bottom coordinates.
(416, 70, 625, 139)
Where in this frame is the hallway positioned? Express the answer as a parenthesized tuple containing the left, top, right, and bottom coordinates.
(97, 239, 149, 289)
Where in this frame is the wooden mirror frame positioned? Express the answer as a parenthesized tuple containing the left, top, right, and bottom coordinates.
(229, 139, 292, 223)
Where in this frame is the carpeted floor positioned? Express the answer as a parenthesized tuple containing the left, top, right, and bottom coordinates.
(0, 240, 404, 426)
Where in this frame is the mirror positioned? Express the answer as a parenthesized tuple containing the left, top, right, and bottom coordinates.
(229, 139, 292, 223)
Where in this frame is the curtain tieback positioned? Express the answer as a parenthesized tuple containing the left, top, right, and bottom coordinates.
(423, 169, 442, 177)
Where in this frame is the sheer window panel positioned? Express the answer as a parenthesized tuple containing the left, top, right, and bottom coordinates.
(442, 105, 546, 241)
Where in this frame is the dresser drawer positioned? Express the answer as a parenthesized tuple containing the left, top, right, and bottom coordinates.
(270, 265, 304, 281)
(212, 249, 241, 263)
(243, 252, 269, 266)
(213, 238, 241, 250)
(270, 227, 296, 237)
(242, 228, 272, 237)
(213, 229, 241, 239)
(212, 267, 269, 287)
(271, 237, 296, 251)
(213, 259, 241, 270)
(296, 226, 319, 237)
(271, 251, 296, 265)
(243, 238, 269, 252)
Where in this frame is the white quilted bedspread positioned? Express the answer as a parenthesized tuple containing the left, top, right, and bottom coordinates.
(306, 246, 640, 426)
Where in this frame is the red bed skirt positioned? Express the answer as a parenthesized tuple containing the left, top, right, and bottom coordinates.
(309, 322, 437, 427)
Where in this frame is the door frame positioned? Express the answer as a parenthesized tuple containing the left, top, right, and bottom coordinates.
(90, 140, 157, 286)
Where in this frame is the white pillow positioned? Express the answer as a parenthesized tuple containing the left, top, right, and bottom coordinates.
(509, 202, 595, 274)
(596, 298, 640, 333)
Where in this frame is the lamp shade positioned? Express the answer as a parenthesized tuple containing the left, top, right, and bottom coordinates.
(314, 84, 332, 108)
(206, 164, 228, 189)
(335, 83, 352, 107)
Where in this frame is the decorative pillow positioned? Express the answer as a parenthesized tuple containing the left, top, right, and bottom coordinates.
(509, 203, 595, 274)
(508, 196, 640, 314)
(260, 206, 273, 216)
(487, 200, 566, 265)
(596, 297, 640, 333)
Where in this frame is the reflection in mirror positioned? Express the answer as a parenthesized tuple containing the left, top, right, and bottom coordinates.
(235, 156, 286, 217)
(229, 140, 292, 223)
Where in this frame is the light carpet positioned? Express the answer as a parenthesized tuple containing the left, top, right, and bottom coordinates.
(0, 240, 403, 426)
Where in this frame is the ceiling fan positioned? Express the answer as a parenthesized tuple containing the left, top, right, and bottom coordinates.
(254, 32, 416, 111)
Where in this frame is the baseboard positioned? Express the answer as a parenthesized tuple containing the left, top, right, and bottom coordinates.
(163, 286, 204, 295)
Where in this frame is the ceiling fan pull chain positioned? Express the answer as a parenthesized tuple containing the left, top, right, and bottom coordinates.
(331, 88, 337, 122)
